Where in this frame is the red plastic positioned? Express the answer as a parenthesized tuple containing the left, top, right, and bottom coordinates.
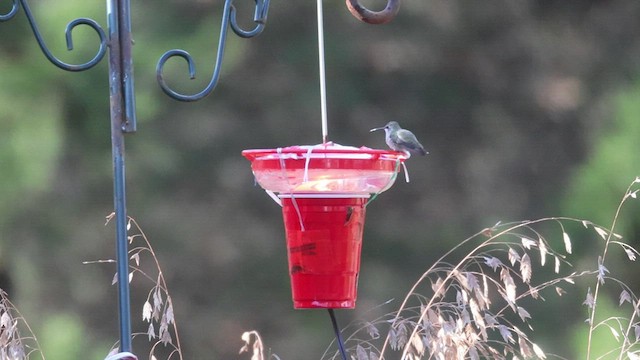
(282, 196, 367, 309)
(242, 145, 406, 195)
(242, 144, 406, 309)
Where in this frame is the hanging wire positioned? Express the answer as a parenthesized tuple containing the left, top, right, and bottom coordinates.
(316, 0, 329, 143)
(328, 309, 348, 360)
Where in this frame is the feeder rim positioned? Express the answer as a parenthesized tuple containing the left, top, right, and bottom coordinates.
(242, 147, 407, 161)
(278, 193, 371, 198)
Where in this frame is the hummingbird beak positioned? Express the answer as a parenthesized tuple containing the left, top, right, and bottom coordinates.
(369, 126, 384, 132)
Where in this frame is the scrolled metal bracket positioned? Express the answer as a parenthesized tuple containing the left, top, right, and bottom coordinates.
(346, 0, 401, 25)
(0, 0, 107, 72)
(0, 1, 19, 21)
(156, 0, 269, 102)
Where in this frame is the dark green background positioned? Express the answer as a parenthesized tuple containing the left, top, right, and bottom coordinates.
(1, 0, 640, 358)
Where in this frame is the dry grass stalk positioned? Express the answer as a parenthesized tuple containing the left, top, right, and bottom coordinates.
(0, 289, 43, 360)
(104, 215, 183, 360)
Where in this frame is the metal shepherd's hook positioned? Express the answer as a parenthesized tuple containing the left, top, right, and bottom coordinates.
(346, 0, 401, 24)
(156, 0, 270, 102)
(0, 0, 107, 71)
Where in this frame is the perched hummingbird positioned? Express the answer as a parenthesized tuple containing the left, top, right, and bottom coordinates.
(370, 121, 428, 157)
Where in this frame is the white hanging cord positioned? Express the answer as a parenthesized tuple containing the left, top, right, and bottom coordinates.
(317, 0, 329, 144)
(277, 148, 305, 231)
(265, 190, 282, 206)
(303, 144, 322, 183)
(402, 162, 410, 183)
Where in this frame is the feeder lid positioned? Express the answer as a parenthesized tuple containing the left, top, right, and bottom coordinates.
(242, 143, 407, 194)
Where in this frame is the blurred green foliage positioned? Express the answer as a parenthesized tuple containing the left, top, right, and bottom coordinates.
(571, 294, 622, 360)
(564, 82, 640, 233)
(39, 313, 111, 360)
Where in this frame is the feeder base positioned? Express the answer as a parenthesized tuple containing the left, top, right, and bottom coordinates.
(291, 273, 357, 309)
(281, 195, 367, 309)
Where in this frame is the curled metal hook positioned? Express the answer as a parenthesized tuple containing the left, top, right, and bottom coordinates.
(230, 0, 269, 38)
(157, 0, 269, 102)
(1, 0, 107, 71)
(346, 0, 401, 25)
(0, 0, 19, 21)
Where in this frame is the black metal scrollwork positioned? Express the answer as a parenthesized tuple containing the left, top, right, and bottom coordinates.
(156, 0, 270, 102)
(0, 0, 19, 21)
(0, 0, 107, 72)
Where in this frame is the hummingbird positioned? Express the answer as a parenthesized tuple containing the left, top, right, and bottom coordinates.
(370, 121, 428, 157)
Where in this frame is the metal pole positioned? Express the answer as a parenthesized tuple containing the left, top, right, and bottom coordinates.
(107, 0, 135, 351)
(1, 1, 271, 354)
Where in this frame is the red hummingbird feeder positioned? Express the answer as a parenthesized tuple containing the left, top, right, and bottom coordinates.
(241, 0, 411, 310)
(243, 143, 407, 309)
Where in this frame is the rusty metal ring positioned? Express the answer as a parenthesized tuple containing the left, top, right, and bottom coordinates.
(346, 0, 401, 24)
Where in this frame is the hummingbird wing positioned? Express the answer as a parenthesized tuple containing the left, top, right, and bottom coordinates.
(394, 129, 427, 155)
